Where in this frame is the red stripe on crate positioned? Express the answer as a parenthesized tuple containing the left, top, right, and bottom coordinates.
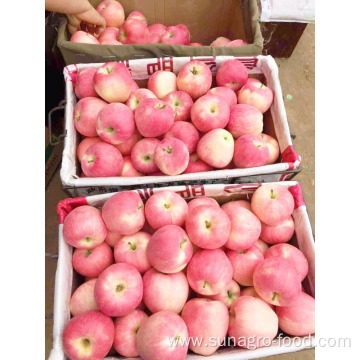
(288, 183, 305, 209)
(64, 65, 78, 89)
(281, 145, 301, 163)
(57, 197, 88, 224)
(146, 57, 174, 75)
(232, 57, 258, 69)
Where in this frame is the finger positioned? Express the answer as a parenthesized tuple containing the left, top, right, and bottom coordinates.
(94, 23, 106, 36)
(78, 8, 106, 30)
(67, 15, 81, 34)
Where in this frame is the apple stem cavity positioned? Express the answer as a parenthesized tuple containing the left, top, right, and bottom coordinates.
(116, 284, 124, 292)
(84, 249, 93, 257)
(205, 220, 212, 229)
(87, 155, 95, 164)
(81, 338, 91, 348)
(105, 127, 115, 134)
(155, 104, 166, 109)
(128, 242, 137, 251)
(163, 146, 173, 154)
(106, 67, 113, 74)
(270, 189, 276, 199)
(179, 238, 188, 249)
(203, 280, 210, 288)
(271, 291, 280, 302)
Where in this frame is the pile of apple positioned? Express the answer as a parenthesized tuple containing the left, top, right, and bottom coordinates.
(74, 58, 280, 178)
(61, 184, 315, 360)
(70, 0, 246, 47)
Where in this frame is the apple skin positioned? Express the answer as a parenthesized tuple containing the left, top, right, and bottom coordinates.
(276, 292, 315, 336)
(131, 138, 160, 174)
(187, 196, 219, 214)
(81, 142, 124, 177)
(163, 90, 194, 122)
(191, 94, 230, 132)
(127, 10, 148, 25)
(130, 80, 140, 93)
(75, 68, 98, 99)
(221, 199, 251, 212)
(184, 152, 214, 173)
(62, 310, 114, 360)
(161, 25, 189, 45)
(73, 97, 107, 137)
(98, 26, 120, 43)
(187, 249, 233, 295)
(94, 263, 143, 317)
(115, 128, 142, 156)
(154, 138, 189, 175)
(96, 103, 135, 145)
(143, 268, 189, 313)
(189, 42, 204, 46)
(260, 216, 295, 244)
(105, 230, 122, 247)
(135, 98, 175, 137)
(207, 86, 237, 108)
(113, 309, 148, 357)
(251, 184, 295, 226)
(96, 0, 125, 27)
(197, 128, 234, 168)
(114, 231, 152, 274)
(226, 245, 264, 286)
(185, 205, 231, 249)
(228, 296, 278, 349)
(70, 279, 99, 316)
(181, 298, 229, 356)
(63, 205, 107, 249)
(240, 286, 275, 310)
(260, 133, 280, 164)
(254, 239, 269, 254)
(148, 70, 178, 100)
(70, 31, 99, 44)
(77, 137, 102, 162)
(226, 39, 248, 47)
(216, 59, 249, 92)
(102, 191, 145, 235)
(145, 190, 188, 230)
(137, 311, 189, 360)
(164, 121, 199, 154)
(238, 78, 274, 113)
(147, 225, 193, 273)
(206, 279, 241, 308)
(100, 39, 123, 45)
(253, 257, 302, 306)
(210, 37, 231, 46)
(265, 243, 309, 281)
(126, 88, 157, 112)
(73, 242, 114, 277)
(120, 156, 144, 177)
(177, 24, 191, 45)
(148, 23, 166, 43)
(176, 60, 213, 100)
(118, 19, 150, 44)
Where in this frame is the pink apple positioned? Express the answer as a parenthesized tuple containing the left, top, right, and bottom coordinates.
(197, 129, 234, 168)
(81, 142, 124, 177)
(177, 24, 191, 44)
(216, 59, 248, 92)
(251, 184, 295, 225)
(135, 98, 174, 137)
(238, 78, 274, 113)
(254, 239, 269, 254)
(94, 62, 132, 103)
(119, 156, 143, 177)
(114, 231, 152, 274)
(63, 205, 107, 249)
(77, 137, 102, 162)
(102, 191, 145, 234)
(163, 90, 194, 121)
(147, 225, 193, 273)
(261, 133, 280, 164)
(125, 88, 157, 112)
(143, 268, 189, 313)
(148, 70, 178, 99)
(145, 190, 188, 230)
(62, 310, 114, 360)
(276, 292, 315, 336)
(127, 10, 147, 25)
(94, 263, 143, 316)
(233, 134, 270, 168)
(70, 31, 99, 44)
(185, 205, 231, 249)
(189, 42, 204, 46)
(210, 36, 231, 46)
(164, 121, 199, 154)
(75, 68, 98, 99)
(137, 311, 189, 360)
(177, 60, 212, 100)
(115, 128, 142, 156)
(119, 19, 149, 44)
(73, 97, 107, 137)
(105, 230, 122, 247)
(187, 249, 233, 295)
(228, 296, 278, 349)
(260, 216, 295, 244)
(161, 26, 187, 45)
(96, 0, 125, 27)
(221, 199, 251, 212)
(207, 86, 237, 108)
(148, 23, 166, 43)
(98, 26, 119, 43)
(130, 80, 140, 93)
(226, 39, 248, 47)
(70, 279, 99, 316)
(181, 298, 229, 355)
(240, 286, 275, 310)
(131, 138, 160, 174)
(207, 279, 241, 308)
(183, 152, 213, 173)
(187, 197, 219, 213)
(253, 257, 302, 306)
(100, 39, 123, 45)
(114, 309, 148, 357)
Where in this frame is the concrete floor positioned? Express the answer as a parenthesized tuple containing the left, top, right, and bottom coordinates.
(45, 24, 315, 359)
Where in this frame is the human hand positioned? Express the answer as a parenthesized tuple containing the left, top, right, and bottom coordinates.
(67, 6, 106, 36)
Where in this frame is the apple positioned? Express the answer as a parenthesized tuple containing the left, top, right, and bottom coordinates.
(81, 142, 124, 177)
(75, 68, 98, 99)
(183, 152, 213, 173)
(125, 88, 157, 112)
(62, 310, 114, 360)
(210, 37, 231, 46)
(163, 91, 194, 121)
(189, 42, 204, 46)
(191, 94, 230, 132)
(238, 78, 274, 113)
(100, 39, 123, 45)
(207, 86, 237, 108)
(120, 156, 144, 177)
(177, 24, 191, 45)
(240, 286, 275, 310)
(118, 19, 149, 44)
(130, 138, 160, 174)
(143, 268, 189, 313)
(127, 10, 148, 25)
(70, 279, 99, 316)
(276, 292, 315, 336)
(94, 62, 132, 103)
(253, 257, 302, 306)
(176, 60, 212, 100)
(94, 263, 143, 317)
(96, 103, 135, 144)
(113, 309, 148, 357)
(105, 230, 122, 247)
(77, 137, 102, 162)
(226, 39, 248, 46)
(98, 26, 120, 43)
(228, 296, 278, 349)
(161, 25, 188, 45)
(206, 279, 241, 308)
(148, 23, 166, 43)
(254, 239, 269, 254)
(145, 190, 188, 230)
(187, 249, 233, 295)
(137, 311, 189, 360)
(181, 298, 229, 355)
(115, 128, 142, 156)
(73, 97, 107, 137)
(147, 225, 193, 273)
(185, 205, 231, 249)
(187, 196, 219, 213)
(70, 31, 99, 44)
(114, 231, 152, 274)
(96, 0, 125, 27)
(63, 205, 107, 249)
(135, 98, 174, 137)
(130, 80, 140, 93)
(251, 184, 295, 226)
(197, 129, 234, 168)
(265, 243, 309, 281)
(164, 121, 199, 154)
(102, 191, 145, 234)
(260, 133, 280, 164)
(216, 59, 248, 92)
(233, 134, 270, 168)
(147, 70, 178, 99)
(221, 199, 251, 212)
(260, 216, 295, 244)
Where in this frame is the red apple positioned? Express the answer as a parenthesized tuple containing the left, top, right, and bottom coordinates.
(260, 216, 295, 244)
(125, 88, 157, 112)
(164, 121, 199, 154)
(119, 19, 149, 44)
(115, 128, 142, 156)
(77, 137, 102, 162)
(210, 37, 231, 46)
(176, 24, 191, 45)
(131, 138, 160, 174)
(226, 39, 248, 47)
(96, 0, 125, 27)
(221, 199, 251, 212)
(75, 68, 98, 99)
(207, 86, 237, 108)
(100, 39, 123, 45)
(240, 286, 275, 310)
(98, 26, 120, 43)
(260, 133, 280, 164)
(216, 59, 248, 91)
(70, 279, 99, 316)
(254, 239, 269, 254)
(163, 90, 193, 122)
(148, 70, 178, 99)
(161, 25, 188, 45)
(189, 42, 204, 46)
(105, 230, 122, 247)
(70, 31, 99, 44)
(184, 153, 213, 173)
(127, 10, 148, 25)
(206, 279, 241, 308)
(187, 196, 219, 213)
(148, 23, 166, 43)
(120, 156, 144, 177)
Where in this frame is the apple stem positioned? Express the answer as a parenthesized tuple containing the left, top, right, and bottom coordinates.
(163, 147, 173, 154)
(270, 189, 276, 199)
(128, 242, 137, 251)
(190, 67, 199, 75)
